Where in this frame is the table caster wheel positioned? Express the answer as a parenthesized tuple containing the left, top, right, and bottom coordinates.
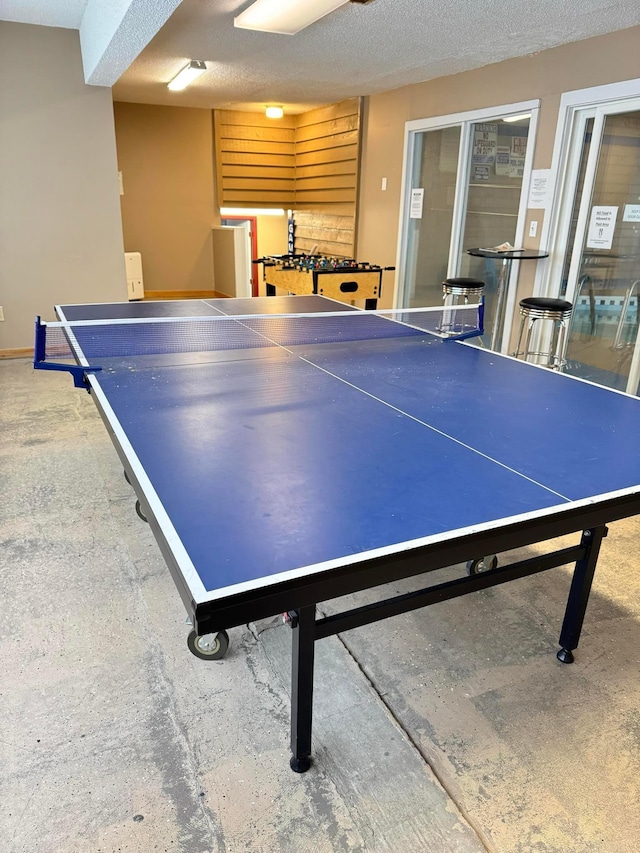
(135, 499, 148, 523)
(467, 555, 498, 575)
(187, 629, 229, 660)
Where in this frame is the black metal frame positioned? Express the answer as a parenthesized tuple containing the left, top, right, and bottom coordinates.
(284, 523, 609, 771)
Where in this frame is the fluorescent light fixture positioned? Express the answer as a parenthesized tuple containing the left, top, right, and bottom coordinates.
(502, 113, 531, 123)
(221, 208, 286, 216)
(265, 105, 284, 119)
(168, 60, 207, 91)
(234, 0, 349, 35)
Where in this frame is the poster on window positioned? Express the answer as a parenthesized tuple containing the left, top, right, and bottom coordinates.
(509, 157, 525, 178)
(511, 136, 528, 158)
(473, 124, 498, 164)
(495, 146, 511, 176)
(586, 206, 618, 250)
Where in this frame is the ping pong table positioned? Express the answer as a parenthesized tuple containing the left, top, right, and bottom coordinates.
(34, 294, 640, 773)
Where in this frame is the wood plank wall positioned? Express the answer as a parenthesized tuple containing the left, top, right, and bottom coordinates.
(293, 210, 357, 258)
(214, 111, 296, 208)
(214, 99, 361, 257)
(293, 99, 360, 257)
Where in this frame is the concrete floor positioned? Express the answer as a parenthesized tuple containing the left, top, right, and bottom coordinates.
(2, 355, 640, 853)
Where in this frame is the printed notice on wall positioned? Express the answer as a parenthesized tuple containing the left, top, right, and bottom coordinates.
(528, 169, 552, 209)
(623, 204, 640, 222)
(410, 188, 425, 219)
(586, 206, 618, 250)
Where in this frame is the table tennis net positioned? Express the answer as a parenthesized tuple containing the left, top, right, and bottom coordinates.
(35, 304, 483, 366)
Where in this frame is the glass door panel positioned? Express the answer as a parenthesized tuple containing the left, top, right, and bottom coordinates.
(400, 110, 533, 352)
(404, 126, 461, 308)
(461, 117, 531, 349)
(563, 110, 640, 393)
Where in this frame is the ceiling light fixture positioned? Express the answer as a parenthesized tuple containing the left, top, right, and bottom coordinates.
(234, 0, 350, 35)
(265, 106, 284, 119)
(167, 60, 207, 91)
(502, 113, 532, 123)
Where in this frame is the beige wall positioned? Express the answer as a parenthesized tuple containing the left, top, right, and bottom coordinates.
(255, 214, 289, 260)
(255, 215, 288, 295)
(358, 26, 640, 308)
(0, 22, 126, 350)
(114, 104, 292, 298)
(114, 102, 218, 295)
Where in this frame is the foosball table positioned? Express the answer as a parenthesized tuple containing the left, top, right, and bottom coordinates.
(254, 255, 395, 309)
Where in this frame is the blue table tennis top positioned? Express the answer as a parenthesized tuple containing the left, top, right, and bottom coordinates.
(57, 296, 640, 604)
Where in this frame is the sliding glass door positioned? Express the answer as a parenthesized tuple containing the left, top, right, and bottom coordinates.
(398, 103, 538, 350)
(556, 104, 640, 394)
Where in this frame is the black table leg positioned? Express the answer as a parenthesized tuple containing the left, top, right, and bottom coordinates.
(557, 525, 608, 663)
(289, 605, 316, 772)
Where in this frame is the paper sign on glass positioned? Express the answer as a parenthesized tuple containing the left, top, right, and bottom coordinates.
(410, 188, 425, 219)
(586, 206, 618, 250)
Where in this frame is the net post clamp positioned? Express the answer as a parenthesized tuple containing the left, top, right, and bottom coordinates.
(33, 316, 102, 390)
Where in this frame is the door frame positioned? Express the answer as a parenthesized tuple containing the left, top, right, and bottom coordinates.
(394, 99, 540, 350)
(534, 77, 640, 300)
(221, 215, 259, 296)
(535, 77, 640, 393)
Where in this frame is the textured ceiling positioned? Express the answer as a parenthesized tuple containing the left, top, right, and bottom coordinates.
(0, 0, 88, 28)
(112, 0, 640, 112)
(2, 0, 640, 112)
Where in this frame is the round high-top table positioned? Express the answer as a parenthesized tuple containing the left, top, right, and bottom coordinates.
(467, 248, 549, 350)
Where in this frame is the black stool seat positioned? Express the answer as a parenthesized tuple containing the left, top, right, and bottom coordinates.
(444, 277, 485, 288)
(514, 296, 574, 371)
(519, 297, 572, 312)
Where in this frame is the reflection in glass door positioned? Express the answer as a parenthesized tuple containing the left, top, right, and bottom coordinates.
(560, 108, 640, 394)
(461, 116, 531, 348)
(400, 107, 536, 351)
(404, 126, 461, 308)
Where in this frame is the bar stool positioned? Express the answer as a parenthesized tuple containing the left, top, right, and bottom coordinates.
(440, 277, 485, 338)
(513, 296, 573, 371)
(442, 277, 485, 306)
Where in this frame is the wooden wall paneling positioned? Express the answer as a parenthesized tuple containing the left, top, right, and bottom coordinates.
(223, 190, 296, 204)
(293, 210, 357, 259)
(295, 145, 359, 167)
(295, 130, 359, 154)
(291, 98, 362, 257)
(215, 99, 362, 256)
(215, 109, 296, 208)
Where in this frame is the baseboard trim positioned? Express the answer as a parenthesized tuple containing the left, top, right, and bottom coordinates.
(143, 290, 229, 300)
(0, 348, 32, 359)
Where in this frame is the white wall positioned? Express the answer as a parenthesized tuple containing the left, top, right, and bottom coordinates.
(0, 22, 126, 350)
